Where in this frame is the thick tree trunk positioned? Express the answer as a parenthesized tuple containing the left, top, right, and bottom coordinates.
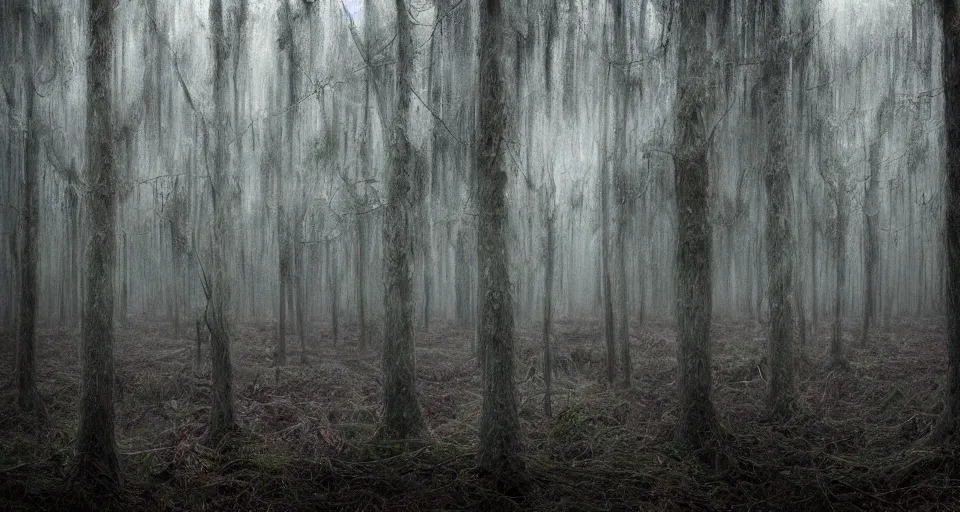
(762, 1, 796, 417)
(381, 0, 426, 441)
(16, 0, 40, 413)
(477, 0, 524, 479)
(674, 0, 718, 446)
(75, 0, 121, 496)
(938, 0, 960, 440)
(206, 0, 236, 441)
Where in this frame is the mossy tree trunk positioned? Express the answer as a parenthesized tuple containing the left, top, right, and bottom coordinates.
(937, 0, 960, 441)
(16, 0, 40, 413)
(206, 0, 236, 441)
(381, 0, 426, 441)
(761, 0, 796, 417)
(674, 0, 719, 446)
(476, 0, 524, 479)
(75, 0, 121, 496)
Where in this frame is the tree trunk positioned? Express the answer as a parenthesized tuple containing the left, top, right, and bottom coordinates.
(762, 0, 796, 417)
(75, 0, 121, 496)
(296, 238, 306, 364)
(276, 0, 296, 367)
(612, 0, 631, 389)
(830, 175, 848, 369)
(381, 0, 427, 441)
(357, 216, 368, 351)
(205, 0, 236, 441)
(861, 139, 881, 348)
(543, 205, 555, 418)
(16, 0, 40, 413)
(937, 0, 960, 440)
(674, 0, 718, 446)
(599, 21, 616, 387)
(329, 240, 339, 346)
(477, 0, 524, 480)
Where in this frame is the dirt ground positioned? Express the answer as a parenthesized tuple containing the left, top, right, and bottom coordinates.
(1, 317, 959, 511)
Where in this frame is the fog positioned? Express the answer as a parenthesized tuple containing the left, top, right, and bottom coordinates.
(0, 1, 945, 336)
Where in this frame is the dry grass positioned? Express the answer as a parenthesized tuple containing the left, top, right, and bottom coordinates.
(1, 317, 959, 511)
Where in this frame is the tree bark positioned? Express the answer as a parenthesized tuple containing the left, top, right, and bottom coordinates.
(206, 0, 236, 441)
(16, 0, 40, 413)
(599, 13, 616, 387)
(543, 204, 556, 418)
(75, 0, 121, 496)
(477, 0, 524, 479)
(937, 0, 960, 440)
(861, 139, 880, 349)
(674, 0, 719, 446)
(830, 169, 849, 369)
(611, 0, 632, 389)
(762, 0, 796, 417)
(276, 0, 297, 368)
(381, 0, 426, 441)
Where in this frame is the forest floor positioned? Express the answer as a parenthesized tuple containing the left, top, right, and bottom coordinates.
(1, 317, 959, 511)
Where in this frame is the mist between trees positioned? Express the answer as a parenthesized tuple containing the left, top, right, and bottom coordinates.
(2, 0, 959, 508)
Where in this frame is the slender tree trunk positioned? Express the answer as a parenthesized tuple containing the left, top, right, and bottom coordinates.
(276, 0, 297, 367)
(381, 0, 426, 440)
(811, 219, 819, 329)
(297, 237, 306, 363)
(543, 206, 555, 418)
(830, 176, 848, 368)
(329, 240, 339, 346)
(611, 0, 631, 389)
(674, 0, 718, 446)
(937, 0, 960, 440)
(16, 0, 40, 413)
(599, 25, 616, 386)
(357, 217, 368, 350)
(861, 139, 881, 347)
(206, 0, 236, 441)
(75, 0, 121, 495)
(763, 0, 796, 417)
(278, 209, 288, 365)
(477, 0, 524, 480)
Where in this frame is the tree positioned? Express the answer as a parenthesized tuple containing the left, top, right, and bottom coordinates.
(276, 0, 296, 367)
(381, 0, 427, 441)
(674, 0, 720, 445)
(824, 139, 850, 370)
(611, 0, 634, 389)
(476, 0, 524, 480)
(936, 0, 960, 441)
(15, 0, 40, 413)
(599, 7, 617, 386)
(861, 89, 892, 347)
(761, 0, 796, 417)
(542, 184, 557, 418)
(206, 0, 237, 441)
(74, 0, 121, 497)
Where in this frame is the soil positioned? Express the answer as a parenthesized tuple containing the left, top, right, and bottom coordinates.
(1, 317, 958, 511)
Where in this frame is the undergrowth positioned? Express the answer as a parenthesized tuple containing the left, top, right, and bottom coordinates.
(1, 318, 958, 511)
